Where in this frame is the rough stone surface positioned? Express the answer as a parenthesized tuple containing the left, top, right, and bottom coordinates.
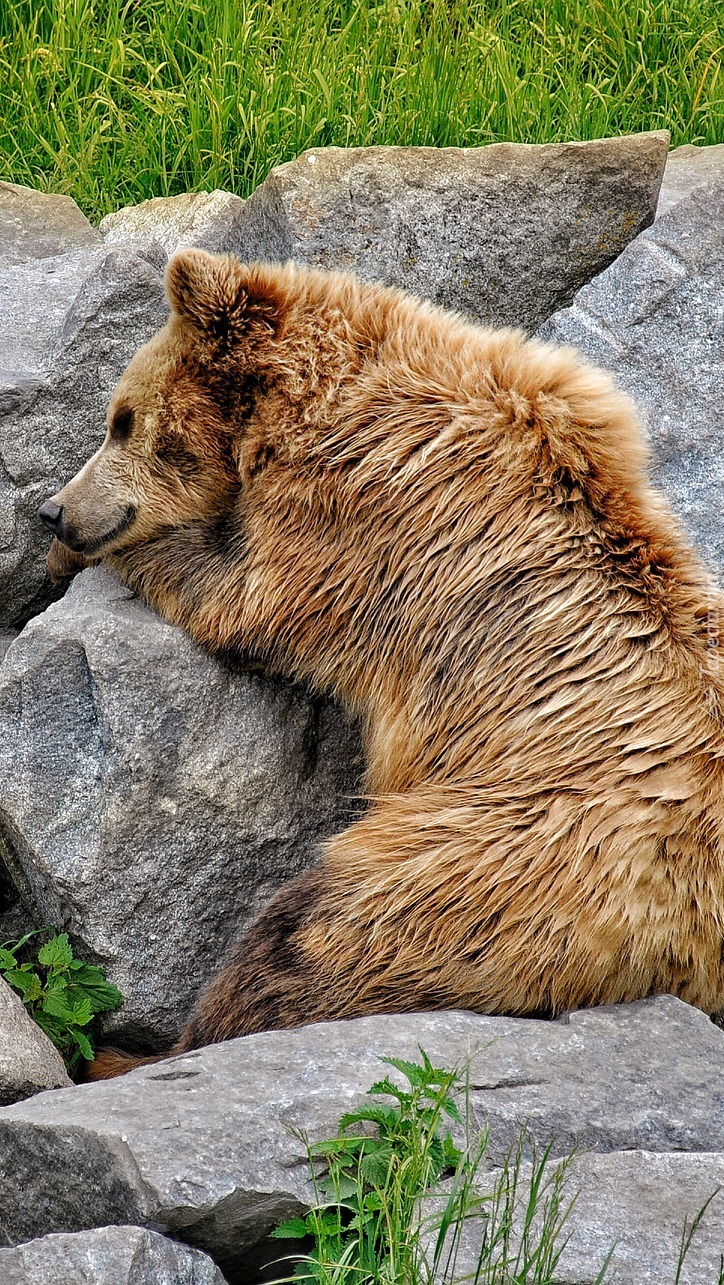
(538, 181, 724, 581)
(99, 190, 247, 261)
(0, 241, 168, 628)
(0, 998, 721, 1281)
(0, 181, 101, 269)
(0, 976, 71, 1104)
(0, 1225, 227, 1284)
(230, 132, 668, 330)
(657, 142, 724, 218)
(0, 629, 17, 662)
(450, 1152, 724, 1284)
(0, 566, 363, 1046)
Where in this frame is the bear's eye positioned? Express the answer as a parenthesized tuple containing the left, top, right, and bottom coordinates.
(110, 407, 134, 441)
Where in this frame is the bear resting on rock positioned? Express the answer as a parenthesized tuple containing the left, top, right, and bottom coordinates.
(39, 249, 724, 1076)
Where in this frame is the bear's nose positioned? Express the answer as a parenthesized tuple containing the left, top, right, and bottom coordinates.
(37, 498, 64, 534)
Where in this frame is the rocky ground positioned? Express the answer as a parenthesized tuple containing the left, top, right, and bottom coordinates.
(0, 133, 723, 1282)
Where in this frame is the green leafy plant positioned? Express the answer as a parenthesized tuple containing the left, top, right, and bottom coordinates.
(273, 1049, 464, 1281)
(0, 928, 124, 1074)
(270, 1050, 722, 1285)
(271, 1050, 601, 1284)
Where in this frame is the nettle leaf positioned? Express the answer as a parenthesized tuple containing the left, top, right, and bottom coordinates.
(77, 979, 124, 1014)
(272, 1216, 313, 1240)
(70, 997, 93, 1027)
(33, 1009, 66, 1044)
(339, 1104, 399, 1132)
(442, 1133, 463, 1168)
(4, 968, 42, 1003)
(44, 975, 69, 1000)
(0, 948, 18, 970)
(360, 1145, 394, 1186)
(442, 1097, 463, 1124)
(310, 1136, 357, 1160)
(367, 1076, 408, 1103)
(41, 989, 74, 1021)
(70, 1027, 94, 1061)
(38, 933, 73, 971)
(381, 1055, 430, 1086)
(324, 1172, 359, 1201)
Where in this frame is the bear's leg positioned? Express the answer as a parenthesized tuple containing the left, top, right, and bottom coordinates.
(90, 790, 720, 1075)
(172, 864, 334, 1050)
(171, 796, 521, 1052)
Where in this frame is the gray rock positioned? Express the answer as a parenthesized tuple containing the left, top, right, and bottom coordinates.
(537, 181, 724, 581)
(0, 629, 17, 662)
(450, 1151, 724, 1285)
(553, 1152, 724, 1285)
(0, 181, 101, 269)
(230, 132, 668, 330)
(0, 566, 362, 1046)
(99, 190, 247, 261)
(657, 142, 724, 218)
(0, 998, 720, 1280)
(0, 1225, 227, 1284)
(0, 242, 168, 627)
(0, 976, 71, 1104)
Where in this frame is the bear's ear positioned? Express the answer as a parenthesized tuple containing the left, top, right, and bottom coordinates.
(165, 249, 284, 342)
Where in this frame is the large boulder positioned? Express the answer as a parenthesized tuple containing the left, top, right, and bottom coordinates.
(0, 181, 101, 269)
(99, 190, 246, 261)
(0, 998, 721, 1282)
(0, 1225, 227, 1284)
(0, 221, 168, 628)
(538, 180, 724, 582)
(0, 977, 71, 1105)
(0, 567, 362, 1046)
(229, 132, 669, 330)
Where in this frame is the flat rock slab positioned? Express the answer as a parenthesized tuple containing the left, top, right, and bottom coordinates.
(0, 997, 721, 1281)
(0, 1225, 227, 1284)
(0, 976, 70, 1104)
(657, 142, 724, 218)
(538, 180, 724, 582)
(450, 1152, 724, 1285)
(0, 181, 100, 269)
(99, 190, 247, 260)
(0, 566, 362, 1046)
(0, 241, 168, 627)
(231, 132, 668, 330)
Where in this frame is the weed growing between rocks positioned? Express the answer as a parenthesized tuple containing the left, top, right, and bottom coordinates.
(0, 928, 123, 1074)
(269, 1049, 603, 1283)
(269, 1050, 723, 1284)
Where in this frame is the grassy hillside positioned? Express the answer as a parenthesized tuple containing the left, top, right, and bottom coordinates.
(1, 0, 722, 221)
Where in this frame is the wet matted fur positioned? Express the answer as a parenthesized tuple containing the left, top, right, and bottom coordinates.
(44, 250, 724, 1076)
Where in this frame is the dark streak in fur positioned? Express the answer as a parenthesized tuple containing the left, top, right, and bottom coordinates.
(173, 866, 329, 1049)
(82, 505, 137, 556)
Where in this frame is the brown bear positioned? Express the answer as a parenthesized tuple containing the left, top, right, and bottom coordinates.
(40, 249, 724, 1077)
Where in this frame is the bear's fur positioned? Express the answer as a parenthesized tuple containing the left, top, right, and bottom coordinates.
(44, 250, 724, 1074)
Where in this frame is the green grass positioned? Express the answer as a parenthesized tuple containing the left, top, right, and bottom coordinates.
(0, 0, 722, 223)
(267, 1050, 723, 1284)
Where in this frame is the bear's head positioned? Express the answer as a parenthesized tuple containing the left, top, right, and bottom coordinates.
(38, 250, 287, 564)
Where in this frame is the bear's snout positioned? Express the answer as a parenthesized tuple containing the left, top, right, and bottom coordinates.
(38, 498, 65, 536)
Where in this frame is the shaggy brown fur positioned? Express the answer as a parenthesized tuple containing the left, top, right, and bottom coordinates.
(45, 250, 724, 1078)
